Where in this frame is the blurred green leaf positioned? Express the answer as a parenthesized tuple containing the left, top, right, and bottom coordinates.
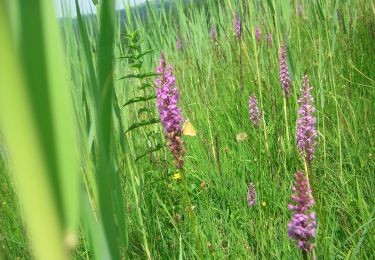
(138, 82, 154, 90)
(125, 118, 160, 133)
(118, 55, 136, 59)
(130, 62, 143, 69)
(95, 0, 123, 258)
(123, 94, 156, 107)
(119, 72, 159, 80)
(136, 49, 155, 59)
(0, 2, 71, 259)
(43, 0, 80, 233)
(138, 107, 154, 115)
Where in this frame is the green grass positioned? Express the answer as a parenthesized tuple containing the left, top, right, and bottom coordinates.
(0, 0, 374, 259)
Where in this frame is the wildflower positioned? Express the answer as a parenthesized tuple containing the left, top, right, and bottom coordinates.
(247, 182, 257, 207)
(279, 43, 292, 96)
(266, 32, 272, 46)
(296, 75, 317, 161)
(255, 26, 261, 42)
(262, 201, 267, 207)
(236, 132, 248, 142)
(155, 52, 185, 169)
(176, 36, 181, 50)
(210, 24, 217, 40)
(173, 172, 181, 181)
(233, 13, 241, 38)
(248, 94, 261, 127)
(288, 171, 316, 252)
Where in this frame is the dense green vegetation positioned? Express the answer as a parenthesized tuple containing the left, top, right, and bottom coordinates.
(0, 0, 374, 259)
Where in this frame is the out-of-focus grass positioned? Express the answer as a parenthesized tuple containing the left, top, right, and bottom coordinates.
(0, 0, 374, 259)
(0, 1, 76, 259)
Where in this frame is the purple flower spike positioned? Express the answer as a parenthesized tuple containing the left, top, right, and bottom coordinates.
(288, 171, 316, 252)
(176, 36, 181, 50)
(248, 94, 261, 127)
(155, 52, 185, 169)
(266, 32, 272, 46)
(279, 43, 292, 96)
(211, 24, 217, 40)
(233, 13, 241, 38)
(296, 75, 318, 162)
(255, 26, 261, 42)
(247, 182, 257, 207)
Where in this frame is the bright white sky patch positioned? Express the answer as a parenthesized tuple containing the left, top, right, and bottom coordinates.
(53, 0, 148, 17)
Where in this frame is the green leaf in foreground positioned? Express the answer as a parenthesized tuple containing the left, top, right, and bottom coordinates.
(0, 3, 68, 260)
(118, 72, 160, 80)
(95, 0, 123, 259)
(123, 94, 156, 107)
(125, 118, 160, 133)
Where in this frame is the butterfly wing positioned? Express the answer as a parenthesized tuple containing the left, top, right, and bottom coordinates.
(182, 120, 196, 136)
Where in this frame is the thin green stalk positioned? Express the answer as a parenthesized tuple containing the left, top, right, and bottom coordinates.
(126, 155, 151, 259)
(283, 95, 291, 149)
(326, 39, 344, 186)
(239, 40, 244, 94)
(181, 169, 203, 259)
(249, 17, 270, 157)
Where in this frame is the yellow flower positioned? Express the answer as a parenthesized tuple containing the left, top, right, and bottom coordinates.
(173, 173, 181, 181)
(262, 201, 267, 207)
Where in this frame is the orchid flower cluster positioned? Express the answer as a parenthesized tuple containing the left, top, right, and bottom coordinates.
(247, 182, 257, 207)
(296, 75, 318, 162)
(233, 13, 241, 38)
(279, 44, 293, 96)
(248, 94, 261, 127)
(288, 171, 317, 252)
(155, 52, 185, 169)
(255, 26, 261, 42)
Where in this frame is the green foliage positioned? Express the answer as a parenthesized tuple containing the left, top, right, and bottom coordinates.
(119, 29, 165, 164)
(0, 0, 374, 259)
(0, 1, 79, 259)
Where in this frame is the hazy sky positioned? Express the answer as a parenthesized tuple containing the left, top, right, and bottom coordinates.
(54, 0, 148, 17)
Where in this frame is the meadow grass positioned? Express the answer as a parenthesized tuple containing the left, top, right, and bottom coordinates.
(0, 0, 374, 259)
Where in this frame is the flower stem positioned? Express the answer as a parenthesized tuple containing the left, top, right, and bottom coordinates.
(303, 159, 309, 181)
(239, 40, 244, 94)
(303, 158, 314, 190)
(181, 169, 203, 258)
(303, 158, 320, 211)
(283, 95, 290, 150)
(253, 35, 269, 156)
